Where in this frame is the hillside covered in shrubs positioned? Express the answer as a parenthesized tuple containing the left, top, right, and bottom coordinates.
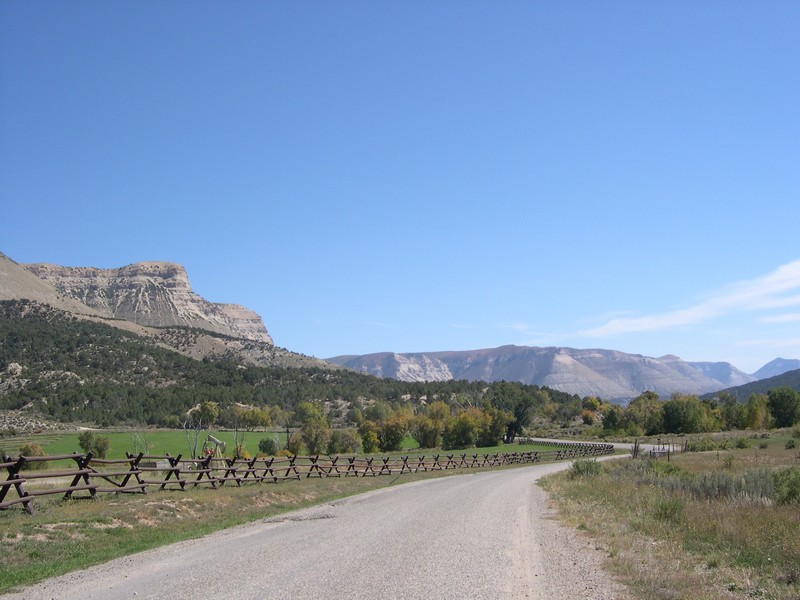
(0, 300, 583, 439)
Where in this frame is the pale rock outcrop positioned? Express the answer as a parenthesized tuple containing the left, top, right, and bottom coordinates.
(23, 261, 272, 344)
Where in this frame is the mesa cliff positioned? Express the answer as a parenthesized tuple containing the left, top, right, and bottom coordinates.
(23, 261, 272, 344)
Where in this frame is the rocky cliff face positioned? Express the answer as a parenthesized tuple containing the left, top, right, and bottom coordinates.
(328, 345, 757, 401)
(23, 261, 273, 344)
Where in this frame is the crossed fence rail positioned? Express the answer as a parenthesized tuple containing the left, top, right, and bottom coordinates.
(1, 441, 614, 514)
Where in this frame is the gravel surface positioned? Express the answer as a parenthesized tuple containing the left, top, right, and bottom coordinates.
(3, 460, 631, 600)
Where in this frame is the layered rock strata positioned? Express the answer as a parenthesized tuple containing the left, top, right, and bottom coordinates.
(23, 261, 272, 344)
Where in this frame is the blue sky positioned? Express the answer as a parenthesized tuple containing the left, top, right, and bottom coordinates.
(2, 2, 799, 373)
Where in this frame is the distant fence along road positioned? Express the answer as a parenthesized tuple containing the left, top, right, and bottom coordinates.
(1, 440, 614, 514)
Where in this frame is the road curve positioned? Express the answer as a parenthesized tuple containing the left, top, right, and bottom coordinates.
(4, 460, 628, 600)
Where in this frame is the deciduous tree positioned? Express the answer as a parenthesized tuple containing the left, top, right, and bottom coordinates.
(768, 387, 800, 428)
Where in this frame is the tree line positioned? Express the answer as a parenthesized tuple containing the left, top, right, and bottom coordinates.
(595, 388, 800, 436)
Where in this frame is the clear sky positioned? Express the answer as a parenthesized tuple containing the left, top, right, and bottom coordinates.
(2, 2, 799, 373)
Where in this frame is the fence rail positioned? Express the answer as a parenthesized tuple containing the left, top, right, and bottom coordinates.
(1, 441, 614, 514)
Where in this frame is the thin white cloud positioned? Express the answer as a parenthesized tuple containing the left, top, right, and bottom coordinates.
(760, 312, 800, 324)
(450, 323, 479, 330)
(735, 336, 800, 349)
(581, 258, 800, 337)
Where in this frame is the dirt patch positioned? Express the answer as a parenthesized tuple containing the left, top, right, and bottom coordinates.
(5, 532, 51, 543)
(92, 518, 133, 530)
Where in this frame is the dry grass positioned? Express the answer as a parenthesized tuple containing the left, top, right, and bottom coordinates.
(541, 432, 800, 600)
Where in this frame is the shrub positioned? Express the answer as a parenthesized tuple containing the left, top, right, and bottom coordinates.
(649, 459, 683, 477)
(685, 437, 718, 452)
(686, 469, 773, 503)
(361, 430, 379, 454)
(734, 437, 751, 449)
(258, 437, 278, 456)
(569, 459, 603, 479)
(19, 443, 48, 471)
(786, 439, 797, 450)
(300, 419, 331, 456)
(286, 432, 305, 456)
(77, 431, 110, 458)
(327, 429, 361, 454)
(378, 416, 408, 452)
(410, 415, 441, 449)
(358, 421, 380, 454)
(442, 409, 492, 450)
(772, 466, 800, 505)
(653, 496, 683, 522)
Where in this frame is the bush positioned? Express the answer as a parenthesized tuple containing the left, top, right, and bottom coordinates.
(286, 432, 305, 456)
(358, 421, 380, 454)
(258, 437, 278, 456)
(772, 466, 800, 505)
(685, 437, 718, 452)
(18, 443, 48, 471)
(734, 437, 751, 449)
(649, 459, 683, 477)
(410, 416, 441, 449)
(568, 459, 603, 479)
(786, 439, 796, 450)
(653, 496, 683, 522)
(300, 419, 331, 456)
(378, 415, 408, 452)
(327, 429, 361, 455)
(677, 469, 773, 503)
(442, 409, 488, 450)
(77, 431, 110, 458)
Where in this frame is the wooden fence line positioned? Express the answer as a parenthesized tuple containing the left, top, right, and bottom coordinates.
(1, 442, 614, 514)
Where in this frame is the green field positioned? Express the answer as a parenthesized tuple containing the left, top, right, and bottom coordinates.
(0, 429, 288, 460)
(1, 429, 583, 460)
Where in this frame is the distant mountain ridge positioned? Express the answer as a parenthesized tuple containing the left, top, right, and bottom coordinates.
(4, 250, 796, 400)
(327, 346, 759, 401)
(702, 367, 800, 402)
(753, 358, 800, 380)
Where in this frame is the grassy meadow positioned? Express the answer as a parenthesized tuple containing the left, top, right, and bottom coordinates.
(0, 428, 289, 460)
(0, 428, 585, 461)
(541, 428, 800, 600)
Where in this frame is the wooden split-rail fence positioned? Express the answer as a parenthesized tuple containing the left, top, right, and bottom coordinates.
(1, 441, 614, 514)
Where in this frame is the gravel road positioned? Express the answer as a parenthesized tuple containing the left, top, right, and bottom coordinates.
(4, 460, 630, 600)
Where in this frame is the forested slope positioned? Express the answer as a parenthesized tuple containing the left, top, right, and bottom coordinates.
(0, 300, 581, 427)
